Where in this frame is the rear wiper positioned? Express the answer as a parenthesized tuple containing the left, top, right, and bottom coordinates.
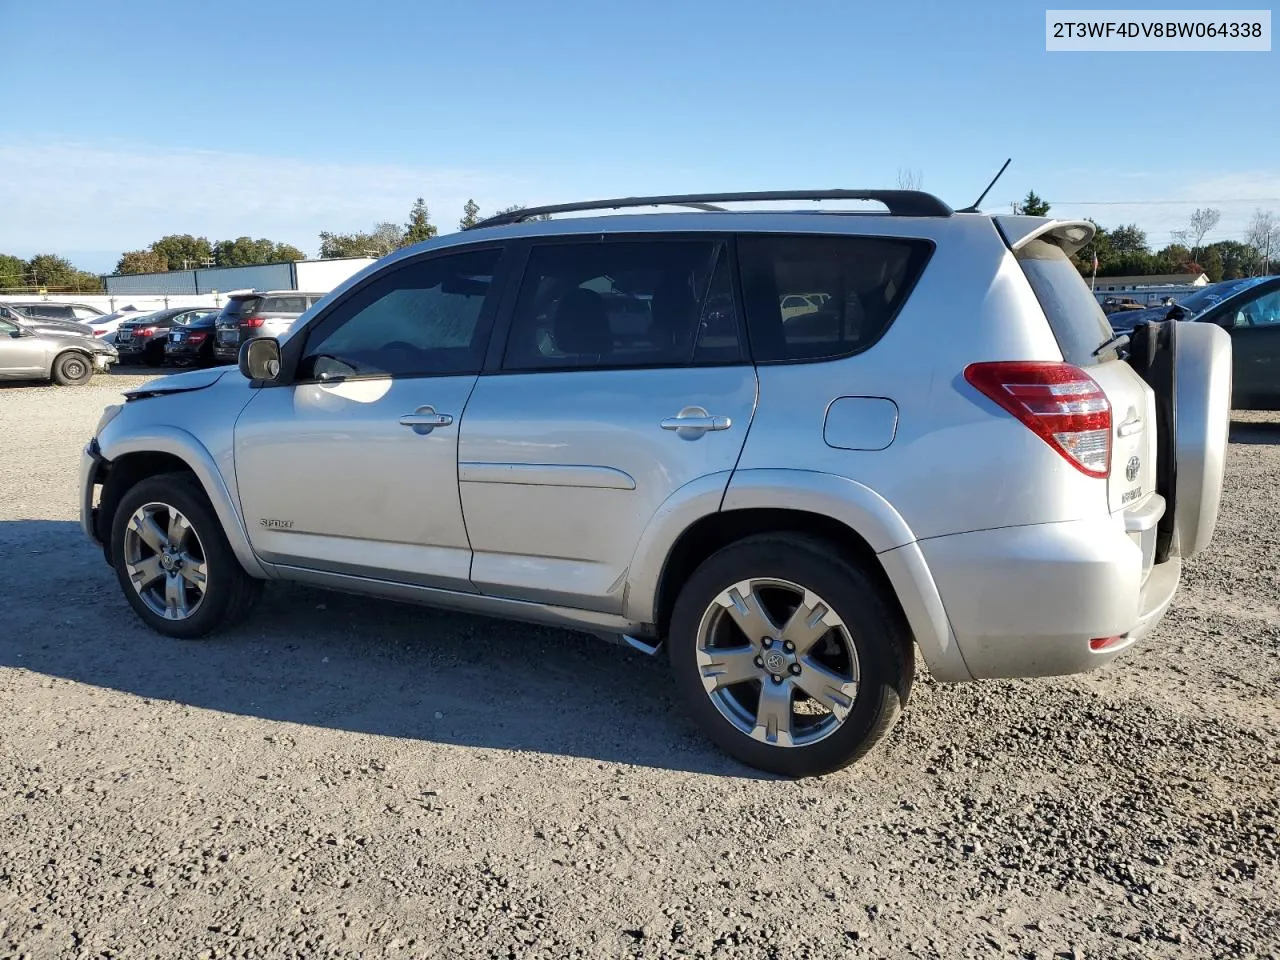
(1094, 332, 1130, 357)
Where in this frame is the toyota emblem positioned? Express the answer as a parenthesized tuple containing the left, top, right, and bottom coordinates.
(1125, 456, 1140, 482)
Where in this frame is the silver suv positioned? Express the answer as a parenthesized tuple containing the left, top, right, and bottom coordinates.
(80, 190, 1232, 777)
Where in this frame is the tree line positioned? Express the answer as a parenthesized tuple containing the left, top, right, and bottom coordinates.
(0, 253, 104, 293)
(1016, 190, 1280, 282)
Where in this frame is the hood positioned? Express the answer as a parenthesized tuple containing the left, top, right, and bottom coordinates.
(123, 367, 236, 399)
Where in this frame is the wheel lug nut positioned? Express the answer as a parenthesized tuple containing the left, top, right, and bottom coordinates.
(762, 638, 773, 648)
(783, 641, 794, 652)
(754, 656, 763, 668)
(771, 674, 783, 685)
(789, 663, 801, 675)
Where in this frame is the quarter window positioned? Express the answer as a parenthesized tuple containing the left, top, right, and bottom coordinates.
(501, 239, 742, 371)
(300, 248, 502, 380)
(738, 234, 933, 362)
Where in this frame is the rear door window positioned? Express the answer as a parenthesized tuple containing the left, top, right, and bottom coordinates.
(1015, 239, 1116, 365)
(737, 234, 933, 362)
(501, 238, 743, 371)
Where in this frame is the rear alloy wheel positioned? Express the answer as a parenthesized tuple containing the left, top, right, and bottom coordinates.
(669, 535, 912, 777)
(110, 473, 262, 638)
(52, 351, 93, 386)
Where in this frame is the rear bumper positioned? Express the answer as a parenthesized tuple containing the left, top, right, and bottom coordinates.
(919, 511, 1180, 680)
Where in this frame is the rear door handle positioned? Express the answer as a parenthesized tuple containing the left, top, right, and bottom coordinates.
(399, 406, 453, 434)
(660, 406, 732, 438)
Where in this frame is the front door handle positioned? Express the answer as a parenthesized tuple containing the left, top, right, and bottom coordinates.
(660, 406, 732, 440)
(660, 415, 731, 432)
(399, 406, 453, 435)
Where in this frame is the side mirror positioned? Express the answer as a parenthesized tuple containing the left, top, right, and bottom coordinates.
(240, 337, 283, 382)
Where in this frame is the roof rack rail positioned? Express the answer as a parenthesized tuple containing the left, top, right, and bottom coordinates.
(468, 189, 953, 229)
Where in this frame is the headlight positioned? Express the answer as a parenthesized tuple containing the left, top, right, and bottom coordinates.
(94, 403, 123, 437)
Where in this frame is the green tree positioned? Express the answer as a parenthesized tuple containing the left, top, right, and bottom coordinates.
(1017, 190, 1051, 217)
(459, 198, 481, 230)
(26, 254, 80, 287)
(69, 270, 104, 293)
(1153, 244, 1193, 274)
(1203, 240, 1256, 280)
(1202, 247, 1224, 283)
(212, 237, 301, 267)
(116, 250, 170, 275)
(1109, 224, 1148, 255)
(149, 234, 213, 270)
(404, 198, 437, 245)
(0, 253, 26, 288)
(318, 223, 403, 259)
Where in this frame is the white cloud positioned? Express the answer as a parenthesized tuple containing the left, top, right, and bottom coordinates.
(0, 140, 530, 268)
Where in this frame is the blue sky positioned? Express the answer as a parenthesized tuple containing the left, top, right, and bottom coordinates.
(2, 0, 1276, 272)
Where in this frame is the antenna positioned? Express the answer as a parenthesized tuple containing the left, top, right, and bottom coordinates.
(957, 158, 1012, 214)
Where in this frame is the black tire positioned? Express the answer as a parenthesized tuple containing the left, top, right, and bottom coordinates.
(668, 534, 912, 778)
(143, 342, 165, 367)
(51, 350, 94, 386)
(109, 472, 263, 639)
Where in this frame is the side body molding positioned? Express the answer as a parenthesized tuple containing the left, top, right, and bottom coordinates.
(97, 425, 271, 580)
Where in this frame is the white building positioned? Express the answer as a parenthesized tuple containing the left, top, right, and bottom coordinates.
(1092, 272, 1209, 306)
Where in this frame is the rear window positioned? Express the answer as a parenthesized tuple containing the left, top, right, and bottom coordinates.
(737, 234, 933, 363)
(1016, 239, 1114, 366)
(217, 296, 263, 322)
(262, 295, 307, 313)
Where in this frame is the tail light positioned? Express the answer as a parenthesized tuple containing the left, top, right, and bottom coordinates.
(137, 326, 158, 336)
(964, 361, 1112, 478)
(186, 331, 207, 343)
(242, 316, 265, 328)
(93, 329, 108, 337)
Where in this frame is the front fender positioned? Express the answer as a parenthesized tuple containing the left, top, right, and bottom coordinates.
(97, 424, 270, 580)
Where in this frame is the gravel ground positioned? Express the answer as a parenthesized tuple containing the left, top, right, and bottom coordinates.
(1, 368, 1278, 960)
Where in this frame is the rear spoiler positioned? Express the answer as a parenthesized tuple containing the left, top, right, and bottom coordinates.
(993, 216, 1096, 257)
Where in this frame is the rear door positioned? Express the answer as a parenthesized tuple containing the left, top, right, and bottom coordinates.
(457, 236, 756, 613)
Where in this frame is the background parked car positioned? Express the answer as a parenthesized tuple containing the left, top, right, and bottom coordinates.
(1108, 276, 1271, 332)
(212, 291, 325, 364)
(0, 301, 106, 323)
(163, 310, 220, 367)
(115, 306, 216, 367)
(86, 305, 152, 344)
(0, 303, 94, 337)
(0, 312, 118, 385)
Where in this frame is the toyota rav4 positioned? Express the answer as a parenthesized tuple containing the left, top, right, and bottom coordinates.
(79, 190, 1231, 777)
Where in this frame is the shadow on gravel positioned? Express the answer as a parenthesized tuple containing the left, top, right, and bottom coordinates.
(1229, 420, 1280, 445)
(0, 519, 764, 779)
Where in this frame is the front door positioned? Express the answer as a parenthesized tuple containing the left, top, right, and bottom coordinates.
(0, 318, 49, 377)
(1203, 284, 1280, 408)
(234, 246, 507, 590)
(458, 237, 756, 613)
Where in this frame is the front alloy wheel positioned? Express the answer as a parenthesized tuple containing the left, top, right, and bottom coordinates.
(122, 502, 209, 620)
(110, 473, 262, 638)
